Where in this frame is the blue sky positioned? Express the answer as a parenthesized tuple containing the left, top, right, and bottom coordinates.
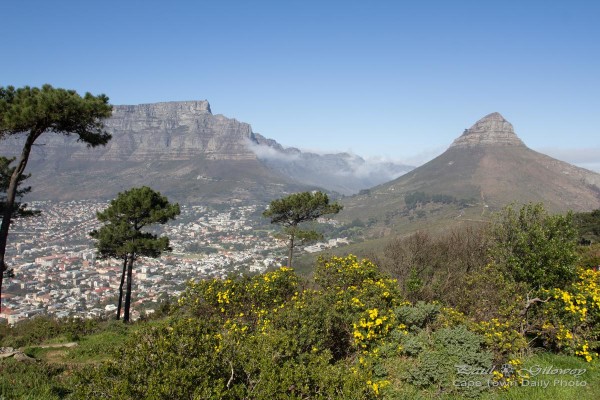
(1, 0, 599, 170)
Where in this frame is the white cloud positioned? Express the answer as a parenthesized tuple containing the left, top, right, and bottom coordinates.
(537, 147, 600, 172)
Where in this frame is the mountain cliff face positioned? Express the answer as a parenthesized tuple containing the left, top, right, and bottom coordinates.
(0, 101, 311, 202)
(0, 100, 410, 202)
(341, 112, 600, 234)
(5, 101, 257, 163)
(450, 112, 525, 148)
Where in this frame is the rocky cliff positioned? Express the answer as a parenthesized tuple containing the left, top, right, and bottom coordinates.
(0, 101, 310, 202)
(1, 100, 411, 202)
(450, 112, 525, 148)
(4, 101, 258, 163)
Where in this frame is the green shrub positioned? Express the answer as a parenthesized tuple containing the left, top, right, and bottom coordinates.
(395, 301, 440, 330)
(489, 203, 579, 290)
(405, 325, 493, 397)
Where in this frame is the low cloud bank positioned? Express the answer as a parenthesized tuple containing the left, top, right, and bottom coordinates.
(539, 147, 600, 173)
(244, 138, 413, 194)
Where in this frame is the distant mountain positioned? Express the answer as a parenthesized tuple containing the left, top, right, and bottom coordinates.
(0, 101, 310, 203)
(0, 101, 410, 203)
(341, 112, 600, 234)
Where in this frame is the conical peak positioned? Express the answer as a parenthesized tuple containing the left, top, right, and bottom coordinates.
(450, 112, 525, 148)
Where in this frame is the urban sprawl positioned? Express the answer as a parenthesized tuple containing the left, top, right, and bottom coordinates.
(1, 200, 349, 324)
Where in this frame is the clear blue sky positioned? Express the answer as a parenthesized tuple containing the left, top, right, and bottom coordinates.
(1, 0, 599, 170)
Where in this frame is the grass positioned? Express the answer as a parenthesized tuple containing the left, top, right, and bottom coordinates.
(480, 352, 600, 400)
(65, 329, 128, 362)
(0, 358, 71, 400)
(0, 318, 135, 399)
(380, 351, 600, 400)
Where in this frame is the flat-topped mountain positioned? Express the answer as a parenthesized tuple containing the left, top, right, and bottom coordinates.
(341, 112, 600, 234)
(0, 101, 410, 203)
(0, 101, 306, 203)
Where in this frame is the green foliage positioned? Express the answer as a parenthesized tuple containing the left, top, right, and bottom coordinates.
(90, 186, 180, 321)
(489, 203, 579, 289)
(395, 301, 440, 331)
(95, 186, 181, 230)
(263, 191, 342, 267)
(8, 253, 600, 398)
(405, 267, 424, 299)
(263, 191, 343, 227)
(573, 209, 600, 244)
(0, 83, 112, 298)
(74, 261, 377, 399)
(0, 156, 38, 218)
(0, 84, 112, 144)
(454, 263, 526, 322)
(406, 326, 493, 392)
(530, 268, 600, 362)
(72, 317, 233, 399)
(405, 191, 457, 210)
(0, 316, 110, 349)
(0, 359, 70, 400)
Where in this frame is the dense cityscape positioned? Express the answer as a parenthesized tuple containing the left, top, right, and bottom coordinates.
(0, 200, 349, 324)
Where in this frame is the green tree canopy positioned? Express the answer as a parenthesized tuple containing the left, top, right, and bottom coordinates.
(90, 186, 180, 322)
(573, 209, 600, 244)
(489, 202, 579, 290)
(0, 156, 38, 218)
(263, 191, 342, 267)
(0, 84, 112, 310)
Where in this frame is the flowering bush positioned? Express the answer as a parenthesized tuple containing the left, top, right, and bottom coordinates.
(534, 268, 600, 361)
(470, 317, 527, 362)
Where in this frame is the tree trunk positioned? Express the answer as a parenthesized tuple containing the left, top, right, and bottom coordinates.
(116, 257, 128, 320)
(123, 253, 134, 323)
(0, 131, 41, 311)
(287, 233, 295, 268)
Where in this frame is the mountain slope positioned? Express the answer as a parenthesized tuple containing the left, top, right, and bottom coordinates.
(341, 112, 600, 233)
(0, 101, 314, 203)
(0, 100, 412, 202)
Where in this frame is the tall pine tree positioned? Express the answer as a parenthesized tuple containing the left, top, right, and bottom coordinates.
(0, 85, 112, 309)
(91, 187, 180, 322)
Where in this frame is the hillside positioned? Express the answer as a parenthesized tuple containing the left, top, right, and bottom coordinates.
(0, 100, 410, 203)
(340, 112, 600, 235)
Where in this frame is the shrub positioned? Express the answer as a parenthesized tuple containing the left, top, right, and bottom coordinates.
(532, 268, 600, 362)
(489, 203, 579, 290)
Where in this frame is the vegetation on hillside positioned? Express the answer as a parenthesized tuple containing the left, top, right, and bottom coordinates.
(1, 202, 599, 399)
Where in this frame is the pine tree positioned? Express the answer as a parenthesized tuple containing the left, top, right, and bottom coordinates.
(0, 84, 112, 310)
(263, 191, 342, 268)
(91, 187, 180, 322)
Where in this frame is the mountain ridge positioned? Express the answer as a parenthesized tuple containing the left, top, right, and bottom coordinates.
(340, 112, 600, 235)
(0, 100, 411, 202)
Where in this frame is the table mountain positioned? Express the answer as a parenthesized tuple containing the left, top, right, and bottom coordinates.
(0, 100, 410, 203)
(0, 101, 308, 203)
